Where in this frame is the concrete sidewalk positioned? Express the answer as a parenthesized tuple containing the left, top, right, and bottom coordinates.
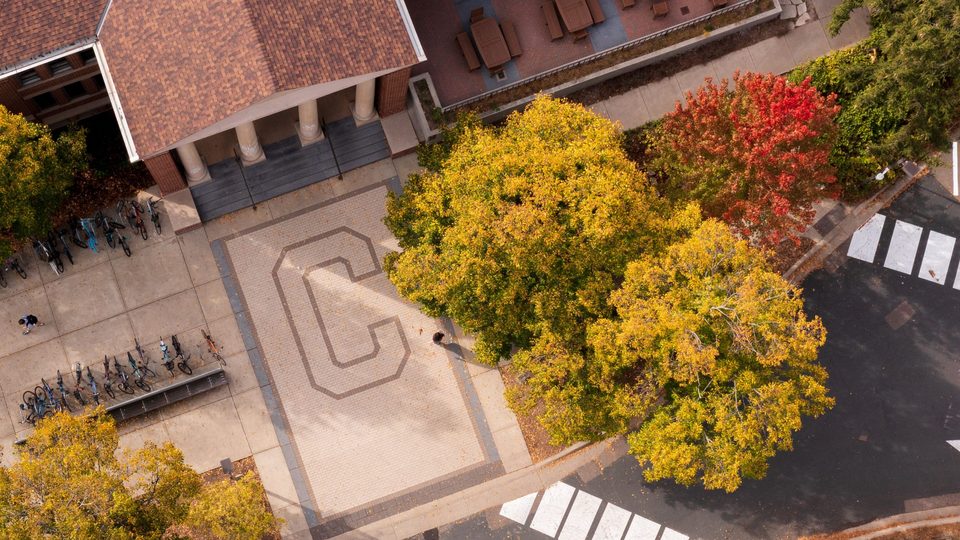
(589, 0, 870, 130)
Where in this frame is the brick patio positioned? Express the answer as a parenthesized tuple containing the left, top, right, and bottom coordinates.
(408, 0, 719, 105)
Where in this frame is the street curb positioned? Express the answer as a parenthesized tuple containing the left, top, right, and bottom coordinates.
(804, 505, 960, 539)
(332, 438, 621, 539)
(784, 162, 929, 285)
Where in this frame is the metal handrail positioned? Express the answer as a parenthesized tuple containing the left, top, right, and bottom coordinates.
(442, 0, 759, 112)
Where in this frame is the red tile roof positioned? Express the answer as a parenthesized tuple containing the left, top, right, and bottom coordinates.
(99, 0, 420, 158)
(0, 0, 107, 73)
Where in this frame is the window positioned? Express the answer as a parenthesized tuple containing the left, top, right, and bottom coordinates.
(93, 74, 105, 90)
(64, 82, 86, 100)
(79, 49, 96, 64)
(18, 70, 41, 86)
(49, 58, 72, 75)
(32, 93, 56, 109)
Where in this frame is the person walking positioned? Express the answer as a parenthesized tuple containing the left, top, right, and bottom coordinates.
(432, 331, 445, 345)
(18, 314, 44, 335)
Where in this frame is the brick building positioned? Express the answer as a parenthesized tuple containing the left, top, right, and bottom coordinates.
(0, 0, 423, 199)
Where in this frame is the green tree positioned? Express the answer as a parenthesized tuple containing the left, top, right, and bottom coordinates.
(187, 472, 281, 539)
(507, 220, 831, 491)
(0, 410, 278, 539)
(385, 95, 689, 363)
(0, 105, 85, 257)
(793, 0, 960, 194)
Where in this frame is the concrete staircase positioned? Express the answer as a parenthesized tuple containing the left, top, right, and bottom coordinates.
(191, 117, 391, 221)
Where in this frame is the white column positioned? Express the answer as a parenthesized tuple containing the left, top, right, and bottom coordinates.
(352, 78, 377, 125)
(235, 121, 264, 165)
(297, 99, 323, 145)
(176, 142, 210, 184)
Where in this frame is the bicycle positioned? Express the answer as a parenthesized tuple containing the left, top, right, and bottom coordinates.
(80, 218, 99, 252)
(135, 338, 158, 378)
(117, 232, 132, 257)
(95, 211, 125, 249)
(201, 329, 226, 366)
(72, 362, 88, 406)
(128, 200, 149, 240)
(57, 370, 74, 412)
(19, 390, 52, 424)
(159, 337, 175, 377)
(56, 230, 74, 265)
(171, 334, 193, 375)
(33, 238, 64, 275)
(112, 356, 135, 395)
(101, 356, 117, 399)
(39, 378, 65, 413)
(69, 217, 88, 249)
(147, 198, 162, 235)
(86, 365, 101, 405)
(127, 351, 153, 392)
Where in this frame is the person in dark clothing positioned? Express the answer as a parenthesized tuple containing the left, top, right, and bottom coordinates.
(18, 314, 44, 335)
(432, 331, 445, 345)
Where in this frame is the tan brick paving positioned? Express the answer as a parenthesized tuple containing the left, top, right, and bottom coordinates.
(223, 182, 489, 518)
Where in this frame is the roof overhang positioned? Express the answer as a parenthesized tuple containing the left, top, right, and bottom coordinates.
(0, 40, 96, 80)
(93, 41, 139, 162)
(396, 0, 427, 62)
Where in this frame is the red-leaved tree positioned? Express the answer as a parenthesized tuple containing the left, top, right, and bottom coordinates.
(650, 72, 840, 247)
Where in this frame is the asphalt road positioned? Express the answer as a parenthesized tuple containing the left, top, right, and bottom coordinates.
(437, 174, 960, 540)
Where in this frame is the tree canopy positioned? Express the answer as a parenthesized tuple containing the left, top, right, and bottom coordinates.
(388, 96, 831, 491)
(507, 220, 831, 491)
(0, 105, 85, 257)
(385, 96, 690, 364)
(792, 0, 960, 194)
(649, 73, 839, 247)
(0, 411, 280, 539)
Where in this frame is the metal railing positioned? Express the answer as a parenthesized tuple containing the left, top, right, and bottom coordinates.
(442, 0, 760, 112)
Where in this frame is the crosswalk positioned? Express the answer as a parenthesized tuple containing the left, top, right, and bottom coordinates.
(499, 482, 688, 540)
(848, 213, 960, 286)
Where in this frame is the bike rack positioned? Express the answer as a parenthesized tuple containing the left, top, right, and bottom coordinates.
(15, 364, 227, 445)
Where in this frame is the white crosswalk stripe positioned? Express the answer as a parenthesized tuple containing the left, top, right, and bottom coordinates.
(846, 214, 960, 288)
(557, 490, 603, 540)
(623, 514, 661, 539)
(498, 492, 537, 525)
(529, 482, 577, 537)
(884, 220, 923, 274)
(498, 482, 685, 540)
(920, 231, 956, 284)
(661, 527, 690, 540)
(592, 503, 632, 540)
(847, 213, 886, 262)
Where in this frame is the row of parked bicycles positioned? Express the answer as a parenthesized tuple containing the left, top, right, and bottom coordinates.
(0, 197, 163, 285)
(19, 330, 225, 425)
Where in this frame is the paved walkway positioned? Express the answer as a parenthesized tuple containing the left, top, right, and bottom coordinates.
(589, 0, 870, 130)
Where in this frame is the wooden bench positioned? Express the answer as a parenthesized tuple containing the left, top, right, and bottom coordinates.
(586, 0, 606, 23)
(456, 32, 481, 71)
(501, 21, 523, 57)
(542, 3, 564, 40)
(620, 0, 636, 8)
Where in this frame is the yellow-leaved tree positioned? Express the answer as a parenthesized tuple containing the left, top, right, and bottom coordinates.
(603, 220, 831, 492)
(385, 95, 689, 364)
(0, 410, 281, 539)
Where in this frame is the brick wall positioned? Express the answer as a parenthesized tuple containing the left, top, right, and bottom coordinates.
(376, 67, 412, 117)
(144, 152, 187, 195)
(0, 77, 37, 116)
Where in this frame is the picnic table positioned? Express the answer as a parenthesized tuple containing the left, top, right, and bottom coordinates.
(554, 0, 593, 33)
(471, 17, 511, 70)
